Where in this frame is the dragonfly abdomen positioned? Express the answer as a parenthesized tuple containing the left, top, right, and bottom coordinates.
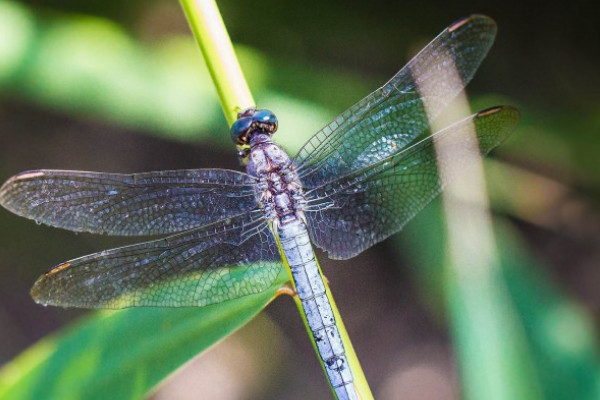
(277, 219, 358, 400)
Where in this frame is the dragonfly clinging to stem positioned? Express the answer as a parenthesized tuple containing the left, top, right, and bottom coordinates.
(0, 14, 518, 400)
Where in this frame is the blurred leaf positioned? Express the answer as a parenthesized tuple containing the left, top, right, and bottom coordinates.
(0, 1, 34, 79)
(0, 1, 334, 148)
(401, 200, 600, 400)
(0, 267, 288, 400)
(495, 224, 600, 400)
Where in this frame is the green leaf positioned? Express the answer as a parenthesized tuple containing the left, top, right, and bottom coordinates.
(401, 200, 600, 400)
(0, 268, 288, 400)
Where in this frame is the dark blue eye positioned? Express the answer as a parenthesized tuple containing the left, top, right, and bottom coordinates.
(230, 117, 252, 144)
(231, 108, 278, 146)
(252, 109, 277, 126)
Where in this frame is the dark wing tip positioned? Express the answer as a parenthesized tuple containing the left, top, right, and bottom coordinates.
(476, 105, 520, 122)
(476, 105, 503, 116)
(45, 261, 71, 276)
(448, 14, 496, 33)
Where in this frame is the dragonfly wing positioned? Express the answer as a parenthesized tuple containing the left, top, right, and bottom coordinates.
(31, 212, 283, 308)
(0, 168, 257, 236)
(304, 106, 519, 260)
(293, 15, 497, 187)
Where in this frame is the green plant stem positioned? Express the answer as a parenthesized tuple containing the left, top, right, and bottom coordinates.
(179, 1, 373, 398)
(179, 0, 255, 126)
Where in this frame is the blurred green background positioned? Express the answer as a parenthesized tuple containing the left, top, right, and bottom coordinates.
(0, 0, 599, 399)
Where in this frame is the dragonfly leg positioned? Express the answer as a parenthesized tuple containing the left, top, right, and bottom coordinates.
(275, 282, 297, 298)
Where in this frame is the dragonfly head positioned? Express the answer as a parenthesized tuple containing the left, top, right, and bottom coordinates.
(231, 108, 278, 164)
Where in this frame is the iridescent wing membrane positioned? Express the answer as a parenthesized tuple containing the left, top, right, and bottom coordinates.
(31, 213, 281, 308)
(0, 15, 518, 308)
(293, 15, 519, 259)
(0, 169, 283, 307)
(0, 169, 256, 235)
(302, 107, 519, 259)
(293, 15, 497, 187)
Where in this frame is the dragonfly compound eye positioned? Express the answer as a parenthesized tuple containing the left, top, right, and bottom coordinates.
(252, 109, 278, 135)
(230, 116, 253, 145)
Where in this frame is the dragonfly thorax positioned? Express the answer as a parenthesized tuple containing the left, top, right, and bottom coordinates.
(246, 136, 305, 226)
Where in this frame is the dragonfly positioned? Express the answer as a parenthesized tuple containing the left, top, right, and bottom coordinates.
(0, 15, 518, 400)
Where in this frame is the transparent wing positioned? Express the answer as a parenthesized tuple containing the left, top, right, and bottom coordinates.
(293, 15, 497, 187)
(0, 169, 257, 236)
(304, 106, 519, 259)
(31, 211, 283, 308)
